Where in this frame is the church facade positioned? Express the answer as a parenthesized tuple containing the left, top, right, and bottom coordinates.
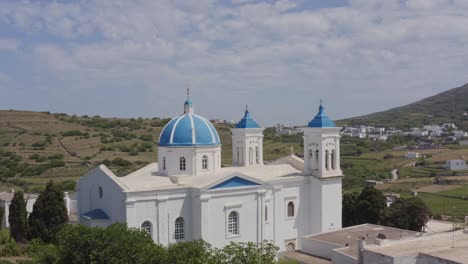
(77, 95, 343, 251)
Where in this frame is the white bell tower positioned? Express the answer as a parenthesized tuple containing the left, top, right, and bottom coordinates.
(304, 101, 343, 234)
(231, 106, 264, 166)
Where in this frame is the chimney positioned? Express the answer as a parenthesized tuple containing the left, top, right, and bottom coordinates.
(357, 237, 366, 264)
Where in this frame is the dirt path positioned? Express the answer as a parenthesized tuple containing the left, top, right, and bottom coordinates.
(56, 137, 92, 169)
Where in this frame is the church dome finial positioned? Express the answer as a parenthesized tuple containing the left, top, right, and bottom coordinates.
(184, 88, 193, 114)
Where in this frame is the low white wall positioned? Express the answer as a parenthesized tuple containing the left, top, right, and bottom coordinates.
(331, 249, 357, 264)
(301, 237, 342, 260)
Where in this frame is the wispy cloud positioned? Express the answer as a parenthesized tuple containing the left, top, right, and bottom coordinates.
(0, 0, 467, 125)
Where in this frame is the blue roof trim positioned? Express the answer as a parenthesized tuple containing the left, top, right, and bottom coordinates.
(209, 176, 260, 190)
(308, 104, 336, 128)
(236, 110, 260, 128)
(81, 209, 110, 220)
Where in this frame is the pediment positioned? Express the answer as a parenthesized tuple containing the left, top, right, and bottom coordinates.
(206, 173, 262, 190)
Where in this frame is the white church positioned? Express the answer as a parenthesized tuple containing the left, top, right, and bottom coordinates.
(77, 93, 343, 251)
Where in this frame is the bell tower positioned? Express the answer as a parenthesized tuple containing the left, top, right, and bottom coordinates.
(231, 106, 264, 166)
(303, 102, 342, 177)
(304, 101, 343, 234)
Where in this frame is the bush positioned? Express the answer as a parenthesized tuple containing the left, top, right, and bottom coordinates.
(60, 180, 76, 191)
(47, 154, 64, 160)
(383, 154, 394, 159)
(61, 131, 87, 137)
(31, 141, 47, 149)
(139, 134, 153, 142)
(111, 158, 132, 167)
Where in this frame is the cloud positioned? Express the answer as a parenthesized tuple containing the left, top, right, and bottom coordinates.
(0, 39, 18, 51)
(0, 0, 468, 125)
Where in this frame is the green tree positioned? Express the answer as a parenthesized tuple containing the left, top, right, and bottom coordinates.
(380, 197, 431, 231)
(342, 193, 358, 227)
(8, 190, 29, 242)
(29, 181, 68, 242)
(36, 223, 167, 264)
(167, 240, 216, 264)
(220, 241, 278, 264)
(354, 187, 387, 225)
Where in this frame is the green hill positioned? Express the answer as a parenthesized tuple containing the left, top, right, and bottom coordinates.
(0, 110, 301, 192)
(339, 83, 468, 129)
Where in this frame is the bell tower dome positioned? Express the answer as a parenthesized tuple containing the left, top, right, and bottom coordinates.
(231, 106, 264, 166)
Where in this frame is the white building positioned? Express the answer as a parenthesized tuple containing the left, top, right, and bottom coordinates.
(405, 152, 423, 159)
(1, 191, 77, 228)
(77, 95, 343, 251)
(445, 160, 467, 171)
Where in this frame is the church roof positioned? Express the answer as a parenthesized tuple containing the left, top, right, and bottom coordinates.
(158, 99, 220, 147)
(235, 110, 260, 128)
(308, 103, 336, 128)
(95, 162, 303, 192)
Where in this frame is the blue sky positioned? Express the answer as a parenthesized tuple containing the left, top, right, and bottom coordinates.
(1, 0, 468, 126)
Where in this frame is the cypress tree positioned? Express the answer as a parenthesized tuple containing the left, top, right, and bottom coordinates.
(29, 181, 68, 242)
(9, 190, 29, 242)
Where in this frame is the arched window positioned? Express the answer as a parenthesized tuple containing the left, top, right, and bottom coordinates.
(331, 150, 336, 170)
(255, 147, 259, 164)
(237, 147, 240, 163)
(175, 217, 184, 240)
(202, 155, 208, 170)
(287, 201, 295, 217)
(287, 241, 296, 251)
(141, 221, 152, 238)
(98, 186, 103, 198)
(179, 157, 186, 171)
(265, 206, 268, 222)
(162, 157, 166, 170)
(228, 211, 239, 235)
(315, 150, 320, 168)
(249, 147, 253, 164)
(325, 150, 329, 170)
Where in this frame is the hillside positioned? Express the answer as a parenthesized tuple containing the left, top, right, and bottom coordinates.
(0, 111, 301, 192)
(339, 83, 468, 129)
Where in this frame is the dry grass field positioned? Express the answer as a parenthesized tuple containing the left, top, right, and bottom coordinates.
(0, 110, 302, 192)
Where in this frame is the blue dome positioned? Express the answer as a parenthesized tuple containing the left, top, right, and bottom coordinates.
(159, 113, 220, 147)
(236, 110, 260, 128)
(184, 99, 193, 106)
(308, 104, 336, 128)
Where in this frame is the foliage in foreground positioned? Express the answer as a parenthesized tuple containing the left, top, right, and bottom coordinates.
(27, 223, 283, 264)
(28, 181, 68, 243)
(8, 191, 29, 243)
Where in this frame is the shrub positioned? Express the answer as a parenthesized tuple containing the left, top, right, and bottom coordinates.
(47, 154, 64, 160)
(383, 154, 394, 159)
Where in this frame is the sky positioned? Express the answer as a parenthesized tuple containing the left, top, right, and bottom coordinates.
(1, 0, 468, 126)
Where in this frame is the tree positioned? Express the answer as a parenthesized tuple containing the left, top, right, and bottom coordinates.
(8, 190, 29, 242)
(355, 187, 387, 224)
(220, 241, 278, 264)
(342, 193, 358, 227)
(380, 197, 431, 231)
(29, 181, 68, 242)
(167, 240, 216, 264)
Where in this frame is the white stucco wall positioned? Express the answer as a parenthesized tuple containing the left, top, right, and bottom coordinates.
(78, 166, 126, 225)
